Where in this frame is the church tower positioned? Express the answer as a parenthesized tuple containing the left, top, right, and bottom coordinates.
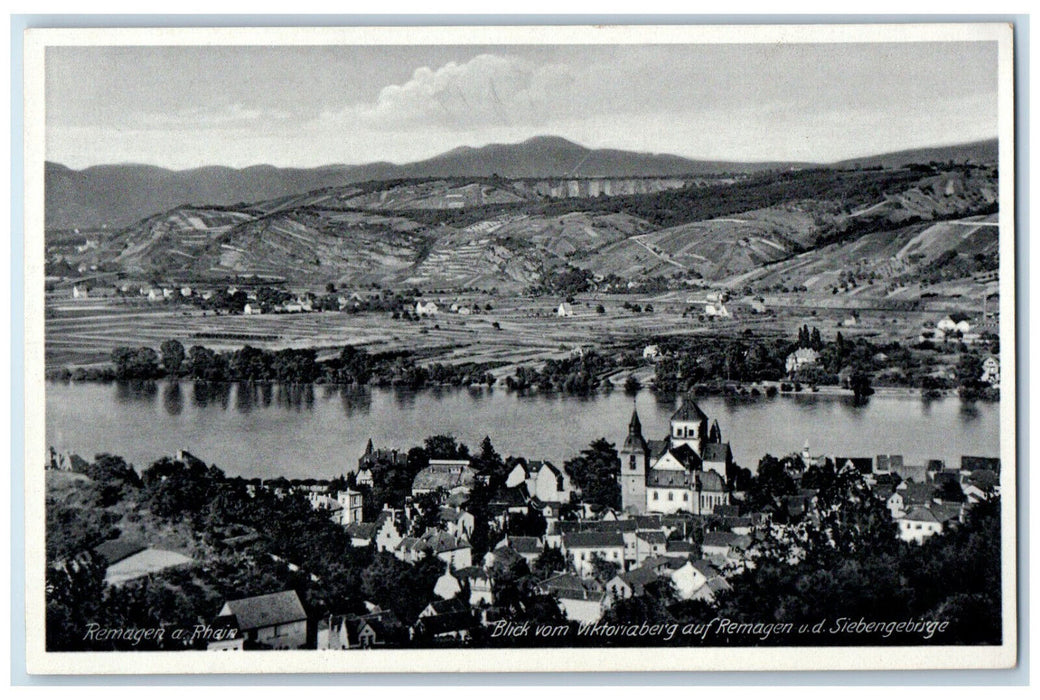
(619, 407, 651, 514)
(708, 419, 722, 444)
(669, 397, 709, 456)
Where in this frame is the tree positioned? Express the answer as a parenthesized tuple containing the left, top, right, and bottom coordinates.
(160, 339, 186, 374)
(564, 439, 620, 509)
(744, 454, 797, 511)
(111, 346, 161, 379)
(849, 371, 875, 402)
(531, 546, 566, 579)
(956, 352, 984, 386)
(361, 552, 440, 624)
(589, 553, 619, 584)
(471, 436, 506, 487)
(595, 304, 605, 314)
(424, 434, 470, 461)
(326, 282, 337, 294)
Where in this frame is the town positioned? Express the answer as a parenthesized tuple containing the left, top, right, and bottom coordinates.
(45, 395, 1001, 651)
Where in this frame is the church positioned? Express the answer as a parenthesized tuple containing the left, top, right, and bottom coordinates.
(618, 397, 733, 515)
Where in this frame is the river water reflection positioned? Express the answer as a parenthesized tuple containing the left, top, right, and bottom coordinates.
(46, 380, 1000, 480)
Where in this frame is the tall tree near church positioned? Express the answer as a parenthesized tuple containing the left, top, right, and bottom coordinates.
(565, 439, 621, 509)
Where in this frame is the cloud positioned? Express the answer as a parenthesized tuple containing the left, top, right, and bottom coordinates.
(135, 103, 291, 130)
(345, 54, 577, 131)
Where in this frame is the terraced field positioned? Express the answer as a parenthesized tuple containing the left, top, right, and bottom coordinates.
(45, 293, 722, 371)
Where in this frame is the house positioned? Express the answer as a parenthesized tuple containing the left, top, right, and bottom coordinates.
(643, 345, 660, 359)
(502, 535, 544, 565)
(704, 302, 731, 318)
(93, 539, 192, 586)
(700, 531, 751, 565)
(438, 506, 475, 539)
(937, 314, 972, 336)
(454, 566, 495, 607)
(607, 566, 662, 600)
(379, 511, 405, 551)
(243, 303, 262, 315)
(482, 543, 524, 571)
(836, 457, 874, 476)
(785, 348, 820, 374)
(671, 559, 730, 601)
(526, 460, 572, 503)
(634, 530, 668, 564)
(897, 506, 944, 544)
(358, 441, 407, 471)
(334, 489, 363, 526)
(556, 302, 574, 317)
(317, 610, 404, 650)
(412, 600, 475, 643)
(421, 530, 473, 569)
(415, 300, 439, 317)
(561, 531, 625, 578)
(555, 519, 639, 563)
(433, 566, 463, 600)
(537, 574, 609, 624)
(212, 590, 309, 649)
(72, 284, 89, 299)
(345, 521, 379, 548)
(355, 468, 374, 488)
(842, 315, 858, 327)
(962, 470, 999, 502)
(749, 298, 767, 314)
(411, 461, 477, 497)
(981, 356, 1000, 386)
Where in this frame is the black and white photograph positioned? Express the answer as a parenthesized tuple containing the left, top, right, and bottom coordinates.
(23, 23, 1017, 673)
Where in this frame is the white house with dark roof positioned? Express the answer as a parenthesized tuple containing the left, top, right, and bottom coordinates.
(897, 506, 944, 544)
(785, 348, 820, 375)
(561, 531, 625, 578)
(213, 590, 309, 650)
(415, 300, 439, 317)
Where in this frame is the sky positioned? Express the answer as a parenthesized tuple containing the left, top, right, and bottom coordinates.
(45, 42, 999, 170)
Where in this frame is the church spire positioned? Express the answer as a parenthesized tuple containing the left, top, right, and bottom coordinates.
(628, 406, 643, 438)
(709, 419, 722, 444)
(364, 438, 374, 455)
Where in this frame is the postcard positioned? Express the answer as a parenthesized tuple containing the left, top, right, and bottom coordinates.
(22, 22, 1017, 673)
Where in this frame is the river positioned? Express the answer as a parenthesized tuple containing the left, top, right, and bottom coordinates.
(45, 380, 1000, 479)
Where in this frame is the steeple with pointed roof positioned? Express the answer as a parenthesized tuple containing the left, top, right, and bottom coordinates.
(619, 406, 651, 514)
(623, 407, 649, 454)
(708, 419, 722, 444)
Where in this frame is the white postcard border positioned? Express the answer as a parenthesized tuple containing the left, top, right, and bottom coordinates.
(22, 22, 1019, 675)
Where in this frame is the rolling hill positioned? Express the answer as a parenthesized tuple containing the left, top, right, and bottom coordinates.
(71, 159, 998, 297)
(47, 135, 811, 229)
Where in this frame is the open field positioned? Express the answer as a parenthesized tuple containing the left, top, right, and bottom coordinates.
(45, 288, 989, 375)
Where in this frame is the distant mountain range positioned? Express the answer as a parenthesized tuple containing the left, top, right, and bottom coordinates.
(45, 135, 998, 230)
